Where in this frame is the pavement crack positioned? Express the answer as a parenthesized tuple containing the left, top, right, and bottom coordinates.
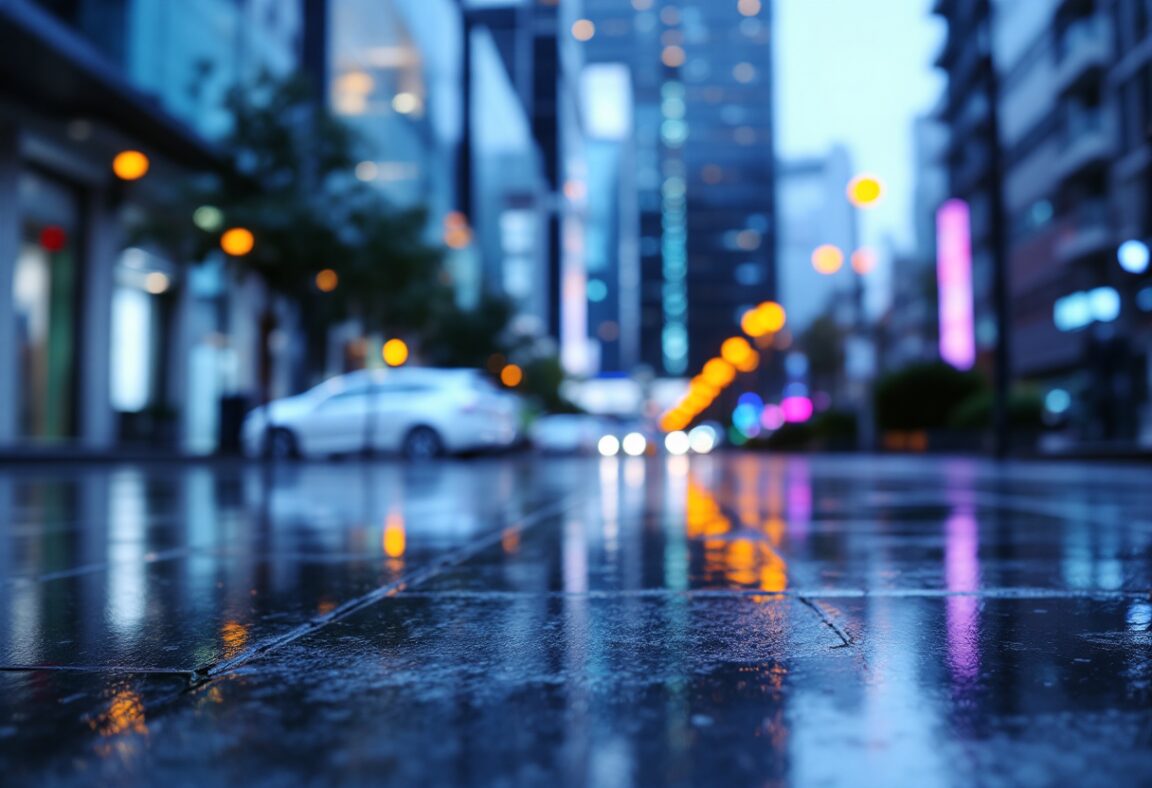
(797, 596, 854, 649)
(192, 495, 581, 683)
(0, 664, 198, 679)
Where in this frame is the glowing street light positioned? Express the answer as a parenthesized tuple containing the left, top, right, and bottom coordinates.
(720, 336, 753, 367)
(1118, 239, 1150, 274)
(193, 205, 224, 232)
(315, 269, 339, 292)
(500, 363, 523, 387)
(740, 301, 785, 337)
(220, 227, 255, 257)
(112, 150, 150, 181)
(756, 301, 786, 333)
(812, 244, 844, 275)
(851, 248, 877, 275)
(702, 358, 736, 388)
(571, 19, 596, 41)
(382, 339, 409, 367)
(846, 174, 884, 208)
(443, 211, 472, 249)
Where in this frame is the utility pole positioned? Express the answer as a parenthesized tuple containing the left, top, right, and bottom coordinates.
(980, 0, 1013, 458)
(457, 2, 474, 224)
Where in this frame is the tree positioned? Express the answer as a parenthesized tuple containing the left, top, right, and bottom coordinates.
(133, 73, 453, 387)
(799, 314, 846, 397)
(422, 294, 518, 368)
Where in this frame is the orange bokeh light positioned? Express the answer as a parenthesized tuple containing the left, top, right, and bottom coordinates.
(741, 301, 786, 337)
(112, 150, 150, 181)
(721, 336, 753, 367)
(315, 269, 338, 292)
(571, 19, 596, 41)
(500, 363, 523, 387)
(734, 350, 760, 373)
(382, 339, 409, 367)
(220, 227, 255, 256)
(383, 513, 406, 558)
(812, 244, 844, 275)
(702, 358, 736, 388)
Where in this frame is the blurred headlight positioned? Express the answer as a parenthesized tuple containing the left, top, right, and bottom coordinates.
(664, 430, 691, 456)
(688, 425, 717, 454)
(622, 432, 647, 457)
(597, 435, 621, 457)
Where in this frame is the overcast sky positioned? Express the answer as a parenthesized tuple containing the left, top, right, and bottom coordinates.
(775, 0, 945, 256)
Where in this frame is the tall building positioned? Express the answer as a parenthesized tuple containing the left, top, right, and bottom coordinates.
(882, 117, 947, 371)
(0, 0, 305, 452)
(776, 147, 856, 336)
(1107, 0, 1152, 443)
(582, 0, 778, 377)
(931, 0, 1001, 374)
(933, 0, 1150, 443)
(455, 1, 580, 355)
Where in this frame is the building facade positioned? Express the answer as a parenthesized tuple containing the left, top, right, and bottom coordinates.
(775, 147, 857, 337)
(933, 0, 1151, 444)
(582, 0, 779, 378)
(0, 0, 305, 453)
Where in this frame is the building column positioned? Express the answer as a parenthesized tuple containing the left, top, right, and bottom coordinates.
(78, 191, 118, 449)
(0, 124, 19, 447)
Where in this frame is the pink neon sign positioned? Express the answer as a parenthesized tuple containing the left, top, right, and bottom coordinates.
(937, 199, 976, 370)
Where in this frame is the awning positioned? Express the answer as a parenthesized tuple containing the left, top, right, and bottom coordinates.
(0, 0, 220, 169)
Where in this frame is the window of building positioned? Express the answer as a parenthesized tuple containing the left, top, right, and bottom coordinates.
(15, 170, 82, 441)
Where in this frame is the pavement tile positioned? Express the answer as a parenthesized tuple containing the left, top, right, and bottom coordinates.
(7, 594, 1152, 786)
(1, 593, 839, 786)
(0, 669, 191, 784)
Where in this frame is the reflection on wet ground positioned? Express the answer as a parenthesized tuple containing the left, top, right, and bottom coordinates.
(1, 454, 1151, 785)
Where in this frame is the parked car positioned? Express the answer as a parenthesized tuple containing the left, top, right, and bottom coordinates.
(242, 368, 521, 460)
(529, 414, 606, 455)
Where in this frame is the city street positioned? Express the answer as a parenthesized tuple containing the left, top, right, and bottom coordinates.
(2, 454, 1151, 785)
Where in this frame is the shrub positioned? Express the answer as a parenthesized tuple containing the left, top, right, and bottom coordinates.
(874, 362, 985, 431)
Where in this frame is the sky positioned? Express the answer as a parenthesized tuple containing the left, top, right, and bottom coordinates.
(775, 0, 945, 258)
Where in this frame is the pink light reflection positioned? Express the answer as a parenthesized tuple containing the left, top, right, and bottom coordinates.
(786, 464, 811, 543)
(945, 510, 980, 685)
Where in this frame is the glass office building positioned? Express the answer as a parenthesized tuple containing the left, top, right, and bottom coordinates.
(582, 0, 778, 377)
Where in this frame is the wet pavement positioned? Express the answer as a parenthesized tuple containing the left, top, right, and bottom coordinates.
(1, 454, 1151, 786)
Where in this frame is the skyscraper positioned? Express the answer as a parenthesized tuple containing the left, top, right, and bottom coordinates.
(581, 0, 778, 377)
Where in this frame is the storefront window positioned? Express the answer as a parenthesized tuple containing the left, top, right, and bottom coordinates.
(14, 171, 81, 441)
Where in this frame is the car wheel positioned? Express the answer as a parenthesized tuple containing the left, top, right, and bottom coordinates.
(402, 426, 444, 461)
(263, 427, 299, 460)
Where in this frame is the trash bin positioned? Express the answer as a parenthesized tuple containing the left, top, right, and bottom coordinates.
(218, 395, 251, 455)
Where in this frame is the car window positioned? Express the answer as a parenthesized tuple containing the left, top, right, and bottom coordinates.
(317, 390, 367, 409)
(371, 382, 437, 396)
(394, 383, 437, 395)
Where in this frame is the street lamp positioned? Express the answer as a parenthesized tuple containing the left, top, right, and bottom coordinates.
(220, 227, 255, 257)
(844, 175, 884, 452)
(112, 150, 150, 181)
(846, 174, 884, 209)
(382, 339, 409, 367)
(315, 269, 339, 292)
(812, 244, 845, 275)
(1118, 239, 1150, 274)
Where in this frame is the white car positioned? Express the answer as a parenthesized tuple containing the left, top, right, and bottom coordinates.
(242, 368, 521, 460)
